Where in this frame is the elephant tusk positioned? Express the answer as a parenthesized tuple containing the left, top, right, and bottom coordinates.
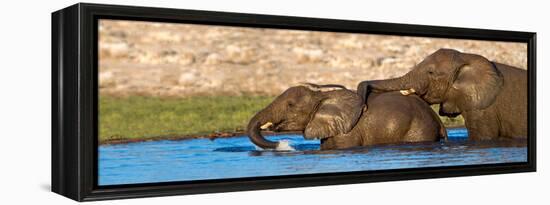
(260, 122, 274, 130)
(399, 88, 416, 96)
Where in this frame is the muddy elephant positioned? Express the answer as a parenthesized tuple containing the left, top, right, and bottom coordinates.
(247, 83, 447, 150)
(357, 48, 527, 140)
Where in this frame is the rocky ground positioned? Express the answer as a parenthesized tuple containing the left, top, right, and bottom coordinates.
(99, 20, 527, 97)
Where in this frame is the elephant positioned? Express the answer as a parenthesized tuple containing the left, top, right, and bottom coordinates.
(246, 83, 447, 150)
(357, 48, 527, 140)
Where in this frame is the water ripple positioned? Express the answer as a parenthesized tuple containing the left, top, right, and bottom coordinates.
(99, 128, 527, 185)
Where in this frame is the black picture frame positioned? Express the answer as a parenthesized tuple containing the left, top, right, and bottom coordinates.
(52, 3, 536, 201)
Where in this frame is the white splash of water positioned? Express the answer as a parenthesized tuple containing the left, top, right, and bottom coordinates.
(253, 140, 295, 151)
(254, 145, 262, 151)
(275, 140, 295, 151)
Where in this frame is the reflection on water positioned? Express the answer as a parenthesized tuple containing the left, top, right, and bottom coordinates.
(98, 128, 527, 185)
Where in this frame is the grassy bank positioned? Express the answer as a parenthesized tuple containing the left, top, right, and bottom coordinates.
(99, 96, 464, 144)
(99, 96, 274, 143)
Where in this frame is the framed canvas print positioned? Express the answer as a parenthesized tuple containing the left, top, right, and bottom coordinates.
(52, 3, 536, 201)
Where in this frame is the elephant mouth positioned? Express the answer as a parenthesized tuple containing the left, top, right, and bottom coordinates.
(260, 121, 329, 141)
(438, 105, 461, 117)
(439, 109, 461, 118)
(260, 121, 302, 133)
(400, 87, 430, 99)
(260, 121, 285, 131)
(399, 88, 416, 96)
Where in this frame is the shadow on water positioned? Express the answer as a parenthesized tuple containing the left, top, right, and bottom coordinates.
(98, 127, 528, 186)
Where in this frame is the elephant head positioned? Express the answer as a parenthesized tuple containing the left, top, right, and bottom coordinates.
(247, 83, 364, 150)
(362, 48, 503, 117)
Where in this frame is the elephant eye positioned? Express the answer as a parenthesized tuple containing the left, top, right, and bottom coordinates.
(428, 70, 434, 75)
(287, 102, 294, 107)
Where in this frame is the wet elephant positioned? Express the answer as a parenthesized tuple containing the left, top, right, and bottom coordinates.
(247, 83, 447, 150)
(357, 49, 527, 140)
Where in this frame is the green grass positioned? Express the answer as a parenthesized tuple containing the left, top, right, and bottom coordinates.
(431, 104, 465, 127)
(99, 95, 274, 143)
(99, 96, 464, 143)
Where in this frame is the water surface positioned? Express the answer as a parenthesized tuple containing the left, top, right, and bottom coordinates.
(99, 128, 527, 185)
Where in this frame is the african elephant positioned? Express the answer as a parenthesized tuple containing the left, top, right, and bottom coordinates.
(247, 83, 447, 150)
(357, 48, 527, 140)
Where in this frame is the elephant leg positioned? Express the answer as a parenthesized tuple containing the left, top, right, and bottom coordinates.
(434, 115, 448, 142)
(320, 138, 337, 150)
(462, 110, 499, 140)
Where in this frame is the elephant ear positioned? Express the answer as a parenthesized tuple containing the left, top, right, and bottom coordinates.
(451, 53, 503, 111)
(304, 90, 364, 139)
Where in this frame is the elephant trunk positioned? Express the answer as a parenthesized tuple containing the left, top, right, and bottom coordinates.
(369, 71, 422, 94)
(247, 109, 279, 149)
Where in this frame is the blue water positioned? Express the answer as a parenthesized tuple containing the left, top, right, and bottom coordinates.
(98, 128, 527, 186)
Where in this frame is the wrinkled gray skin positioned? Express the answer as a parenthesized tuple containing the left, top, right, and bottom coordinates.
(357, 49, 527, 140)
(247, 83, 447, 150)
